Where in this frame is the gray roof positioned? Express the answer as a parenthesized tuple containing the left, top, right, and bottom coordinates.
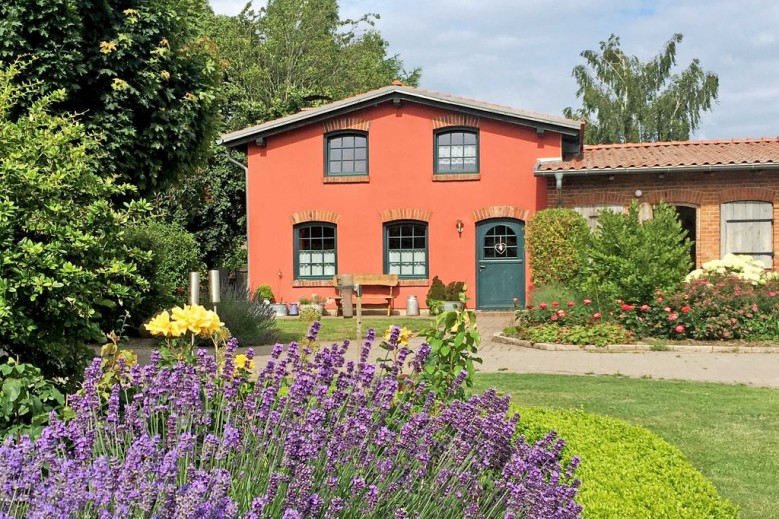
(219, 84, 583, 148)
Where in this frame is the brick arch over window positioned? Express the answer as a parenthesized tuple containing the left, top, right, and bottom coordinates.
(379, 208, 432, 223)
(568, 193, 626, 208)
(290, 210, 340, 225)
(322, 117, 370, 133)
(472, 206, 530, 222)
(644, 189, 704, 206)
(432, 114, 480, 129)
(718, 187, 776, 204)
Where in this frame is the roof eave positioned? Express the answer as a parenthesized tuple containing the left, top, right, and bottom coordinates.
(534, 162, 779, 177)
(219, 87, 582, 148)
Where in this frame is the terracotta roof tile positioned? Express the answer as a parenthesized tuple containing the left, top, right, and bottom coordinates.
(537, 137, 779, 174)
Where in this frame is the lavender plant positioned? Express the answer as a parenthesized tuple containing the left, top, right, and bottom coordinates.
(0, 323, 581, 518)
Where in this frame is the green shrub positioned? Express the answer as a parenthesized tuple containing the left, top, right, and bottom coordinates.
(426, 275, 446, 307)
(527, 208, 590, 288)
(583, 202, 691, 305)
(515, 323, 632, 347)
(0, 358, 66, 439)
(255, 284, 275, 303)
(0, 63, 148, 385)
(530, 283, 582, 308)
(299, 306, 321, 323)
(444, 281, 466, 301)
(124, 220, 202, 326)
(513, 405, 739, 518)
(216, 287, 278, 346)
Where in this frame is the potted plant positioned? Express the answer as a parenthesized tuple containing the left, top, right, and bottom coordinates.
(299, 294, 325, 316)
(256, 284, 288, 316)
(426, 276, 465, 314)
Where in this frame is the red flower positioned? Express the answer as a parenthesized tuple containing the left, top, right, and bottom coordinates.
(567, 301, 575, 307)
(664, 307, 671, 313)
(681, 305, 690, 313)
(583, 299, 592, 305)
(526, 305, 534, 310)
(539, 302, 547, 310)
(770, 292, 777, 297)
(550, 314, 558, 321)
(675, 324, 685, 333)
(640, 304, 650, 311)
(593, 312, 602, 319)
(551, 302, 560, 308)
(620, 303, 635, 311)
(752, 303, 758, 312)
(668, 313, 678, 320)
(657, 297, 664, 303)
(557, 309, 566, 317)
(175, 287, 184, 294)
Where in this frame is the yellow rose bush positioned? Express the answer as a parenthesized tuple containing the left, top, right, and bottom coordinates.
(145, 304, 227, 362)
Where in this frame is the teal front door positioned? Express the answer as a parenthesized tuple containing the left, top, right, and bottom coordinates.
(476, 219, 525, 309)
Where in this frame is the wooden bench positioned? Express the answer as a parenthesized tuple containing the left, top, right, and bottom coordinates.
(332, 274, 399, 316)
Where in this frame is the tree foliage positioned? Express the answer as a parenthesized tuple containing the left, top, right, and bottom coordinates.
(563, 33, 719, 144)
(0, 0, 222, 196)
(583, 202, 692, 305)
(0, 63, 149, 384)
(160, 1, 420, 267)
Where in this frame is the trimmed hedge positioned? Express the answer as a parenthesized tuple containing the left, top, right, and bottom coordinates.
(527, 208, 589, 288)
(513, 405, 738, 518)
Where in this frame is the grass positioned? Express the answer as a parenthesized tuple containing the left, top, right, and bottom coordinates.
(472, 373, 779, 519)
(275, 316, 435, 343)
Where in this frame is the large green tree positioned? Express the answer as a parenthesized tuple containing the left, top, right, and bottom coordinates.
(0, 0, 222, 196)
(160, 1, 420, 267)
(0, 63, 149, 384)
(563, 33, 719, 144)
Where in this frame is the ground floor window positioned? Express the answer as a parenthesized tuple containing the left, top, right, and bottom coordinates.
(295, 223, 337, 279)
(384, 221, 428, 278)
(721, 201, 773, 267)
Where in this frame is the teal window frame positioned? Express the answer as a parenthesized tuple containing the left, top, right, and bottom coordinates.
(384, 220, 428, 279)
(325, 131, 368, 177)
(434, 127, 479, 174)
(294, 222, 337, 279)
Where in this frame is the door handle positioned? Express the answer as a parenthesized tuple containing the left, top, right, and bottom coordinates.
(479, 265, 486, 270)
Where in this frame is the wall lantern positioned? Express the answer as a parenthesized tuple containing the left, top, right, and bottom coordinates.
(635, 189, 643, 198)
(456, 219, 464, 236)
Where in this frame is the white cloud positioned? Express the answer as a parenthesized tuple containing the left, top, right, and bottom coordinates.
(209, 0, 779, 140)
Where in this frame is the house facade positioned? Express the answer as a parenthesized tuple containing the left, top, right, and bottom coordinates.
(536, 139, 779, 269)
(220, 84, 583, 311)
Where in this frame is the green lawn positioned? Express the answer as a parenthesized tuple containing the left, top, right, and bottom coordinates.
(472, 374, 779, 519)
(275, 316, 434, 343)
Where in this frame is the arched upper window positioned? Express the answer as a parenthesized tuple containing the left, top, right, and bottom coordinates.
(325, 132, 368, 177)
(294, 222, 337, 279)
(435, 128, 478, 174)
(384, 221, 428, 278)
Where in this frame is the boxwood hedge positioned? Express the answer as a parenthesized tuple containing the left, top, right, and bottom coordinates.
(513, 406, 738, 518)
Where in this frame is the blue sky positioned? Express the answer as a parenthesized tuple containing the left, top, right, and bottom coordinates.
(208, 0, 779, 141)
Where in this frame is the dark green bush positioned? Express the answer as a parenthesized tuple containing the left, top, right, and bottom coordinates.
(513, 405, 738, 518)
(217, 286, 278, 346)
(527, 208, 589, 288)
(583, 202, 691, 305)
(1, 358, 66, 439)
(426, 276, 446, 306)
(124, 220, 202, 326)
(444, 281, 466, 301)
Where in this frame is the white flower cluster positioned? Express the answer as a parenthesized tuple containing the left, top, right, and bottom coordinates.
(685, 254, 777, 285)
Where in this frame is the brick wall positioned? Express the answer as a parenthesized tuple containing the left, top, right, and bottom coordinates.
(547, 170, 779, 268)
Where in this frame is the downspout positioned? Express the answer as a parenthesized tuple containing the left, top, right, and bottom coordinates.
(225, 147, 251, 290)
(554, 172, 564, 208)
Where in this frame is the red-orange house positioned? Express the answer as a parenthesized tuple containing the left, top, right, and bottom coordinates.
(220, 84, 583, 311)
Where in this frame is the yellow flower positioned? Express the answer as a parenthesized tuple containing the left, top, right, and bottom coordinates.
(99, 40, 117, 54)
(234, 354, 254, 374)
(144, 311, 184, 337)
(384, 326, 413, 346)
(170, 304, 224, 336)
(160, 70, 170, 81)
